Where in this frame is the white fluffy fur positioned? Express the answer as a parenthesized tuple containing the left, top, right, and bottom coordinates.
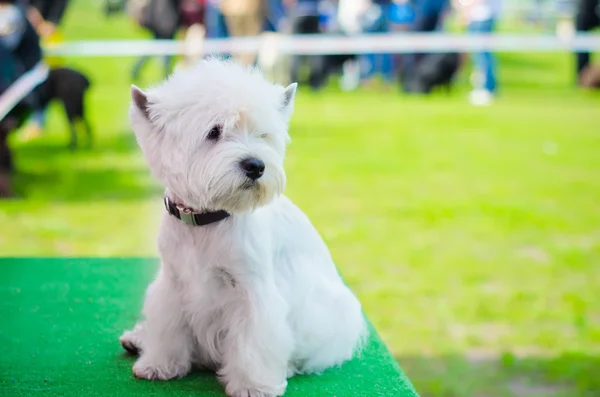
(121, 59, 367, 397)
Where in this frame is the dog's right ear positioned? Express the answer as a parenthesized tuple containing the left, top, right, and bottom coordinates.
(280, 83, 297, 121)
(131, 85, 150, 121)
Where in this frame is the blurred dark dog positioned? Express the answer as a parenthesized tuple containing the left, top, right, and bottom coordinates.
(579, 65, 600, 89)
(0, 67, 91, 197)
(403, 52, 462, 94)
(40, 67, 92, 149)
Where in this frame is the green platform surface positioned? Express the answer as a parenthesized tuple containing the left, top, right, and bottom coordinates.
(0, 258, 417, 397)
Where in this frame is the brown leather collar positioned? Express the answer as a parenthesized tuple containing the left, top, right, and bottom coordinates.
(164, 196, 230, 226)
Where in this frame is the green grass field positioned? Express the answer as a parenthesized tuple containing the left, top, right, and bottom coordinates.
(1, 2, 600, 396)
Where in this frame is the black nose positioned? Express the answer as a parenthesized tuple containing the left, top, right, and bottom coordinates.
(240, 158, 265, 180)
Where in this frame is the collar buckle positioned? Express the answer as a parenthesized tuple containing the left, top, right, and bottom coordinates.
(176, 204, 197, 226)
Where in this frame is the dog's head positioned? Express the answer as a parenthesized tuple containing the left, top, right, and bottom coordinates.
(129, 58, 297, 214)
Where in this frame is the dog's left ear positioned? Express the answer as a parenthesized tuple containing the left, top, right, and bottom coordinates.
(281, 83, 297, 120)
(131, 85, 151, 121)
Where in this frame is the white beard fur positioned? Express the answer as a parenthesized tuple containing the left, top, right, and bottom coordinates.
(121, 58, 367, 397)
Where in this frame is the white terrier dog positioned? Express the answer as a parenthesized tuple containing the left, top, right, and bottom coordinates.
(120, 58, 366, 397)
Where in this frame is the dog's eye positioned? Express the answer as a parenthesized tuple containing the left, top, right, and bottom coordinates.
(260, 133, 269, 139)
(207, 125, 222, 141)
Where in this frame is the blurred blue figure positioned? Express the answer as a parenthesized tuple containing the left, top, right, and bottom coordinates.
(266, 0, 287, 31)
(205, 0, 228, 38)
(360, 0, 394, 86)
(388, 0, 415, 84)
(468, 19, 496, 96)
(389, 0, 415, 29)
(413, 0, 447, 31)
(318, 0, 337, 32)
(203, 0, 230, 60)
(463, 0, 502, 105)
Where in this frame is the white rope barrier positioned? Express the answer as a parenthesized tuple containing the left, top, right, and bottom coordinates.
(2, 32, 597, 120)
(45, 33, 600, 57)
(0, 62, 49, 121)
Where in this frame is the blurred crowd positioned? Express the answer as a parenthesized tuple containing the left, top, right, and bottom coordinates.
(115, 0, 504, 100)
(104, 0, 599, 102)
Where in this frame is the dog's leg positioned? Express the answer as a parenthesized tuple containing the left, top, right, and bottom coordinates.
(68, 123, 78, 150)
(130, 271, 193, 380)
(81, 118, 93, 148)
(219, 282, 292, 397)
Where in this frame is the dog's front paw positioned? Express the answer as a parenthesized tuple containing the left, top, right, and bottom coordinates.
(120, 332, 140, 355)
(224, 381, 287, 397)
(119, 325, 144, 355)
(132, 357, 190, 381)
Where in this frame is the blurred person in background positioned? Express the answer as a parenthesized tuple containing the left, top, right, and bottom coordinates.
(129, 0, 180, 81)
(317, 0, 343, 78)
(574, 0, 600, 83)
(180, 0, 205, 29)
(413, 0, 448, 31)
(298, 0, 359, 91)
(8, 0, 69, 140)
(257, 0, 291, 85)
(389, 0, 415, 32)
(203, 0, 230, 61)
(400, 0, 449, 90)
(0, 0, 43, 196)
(336, 0, 370, 91)
(315, 0, 356, 88)
(27, 0, 69, 36)
(177, 0, 206, 70)
(285, 0, 326, 90)
(1, 0, 47, 130)
(337, 0, 370, 34)
(555, 0, 576, 39)
(204, 0, 228, 39)
(265, 0, 287, 31)
(455, 0, 502, 106)
(388, 0, 415, 86)
(359, 0, 395, 89)
(0, 0, 42, 73)
(220, 0, 265, 66)
(0, 42, 17, 197)
(26, 0, 68, 73)
(318, 0, 337, 32)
